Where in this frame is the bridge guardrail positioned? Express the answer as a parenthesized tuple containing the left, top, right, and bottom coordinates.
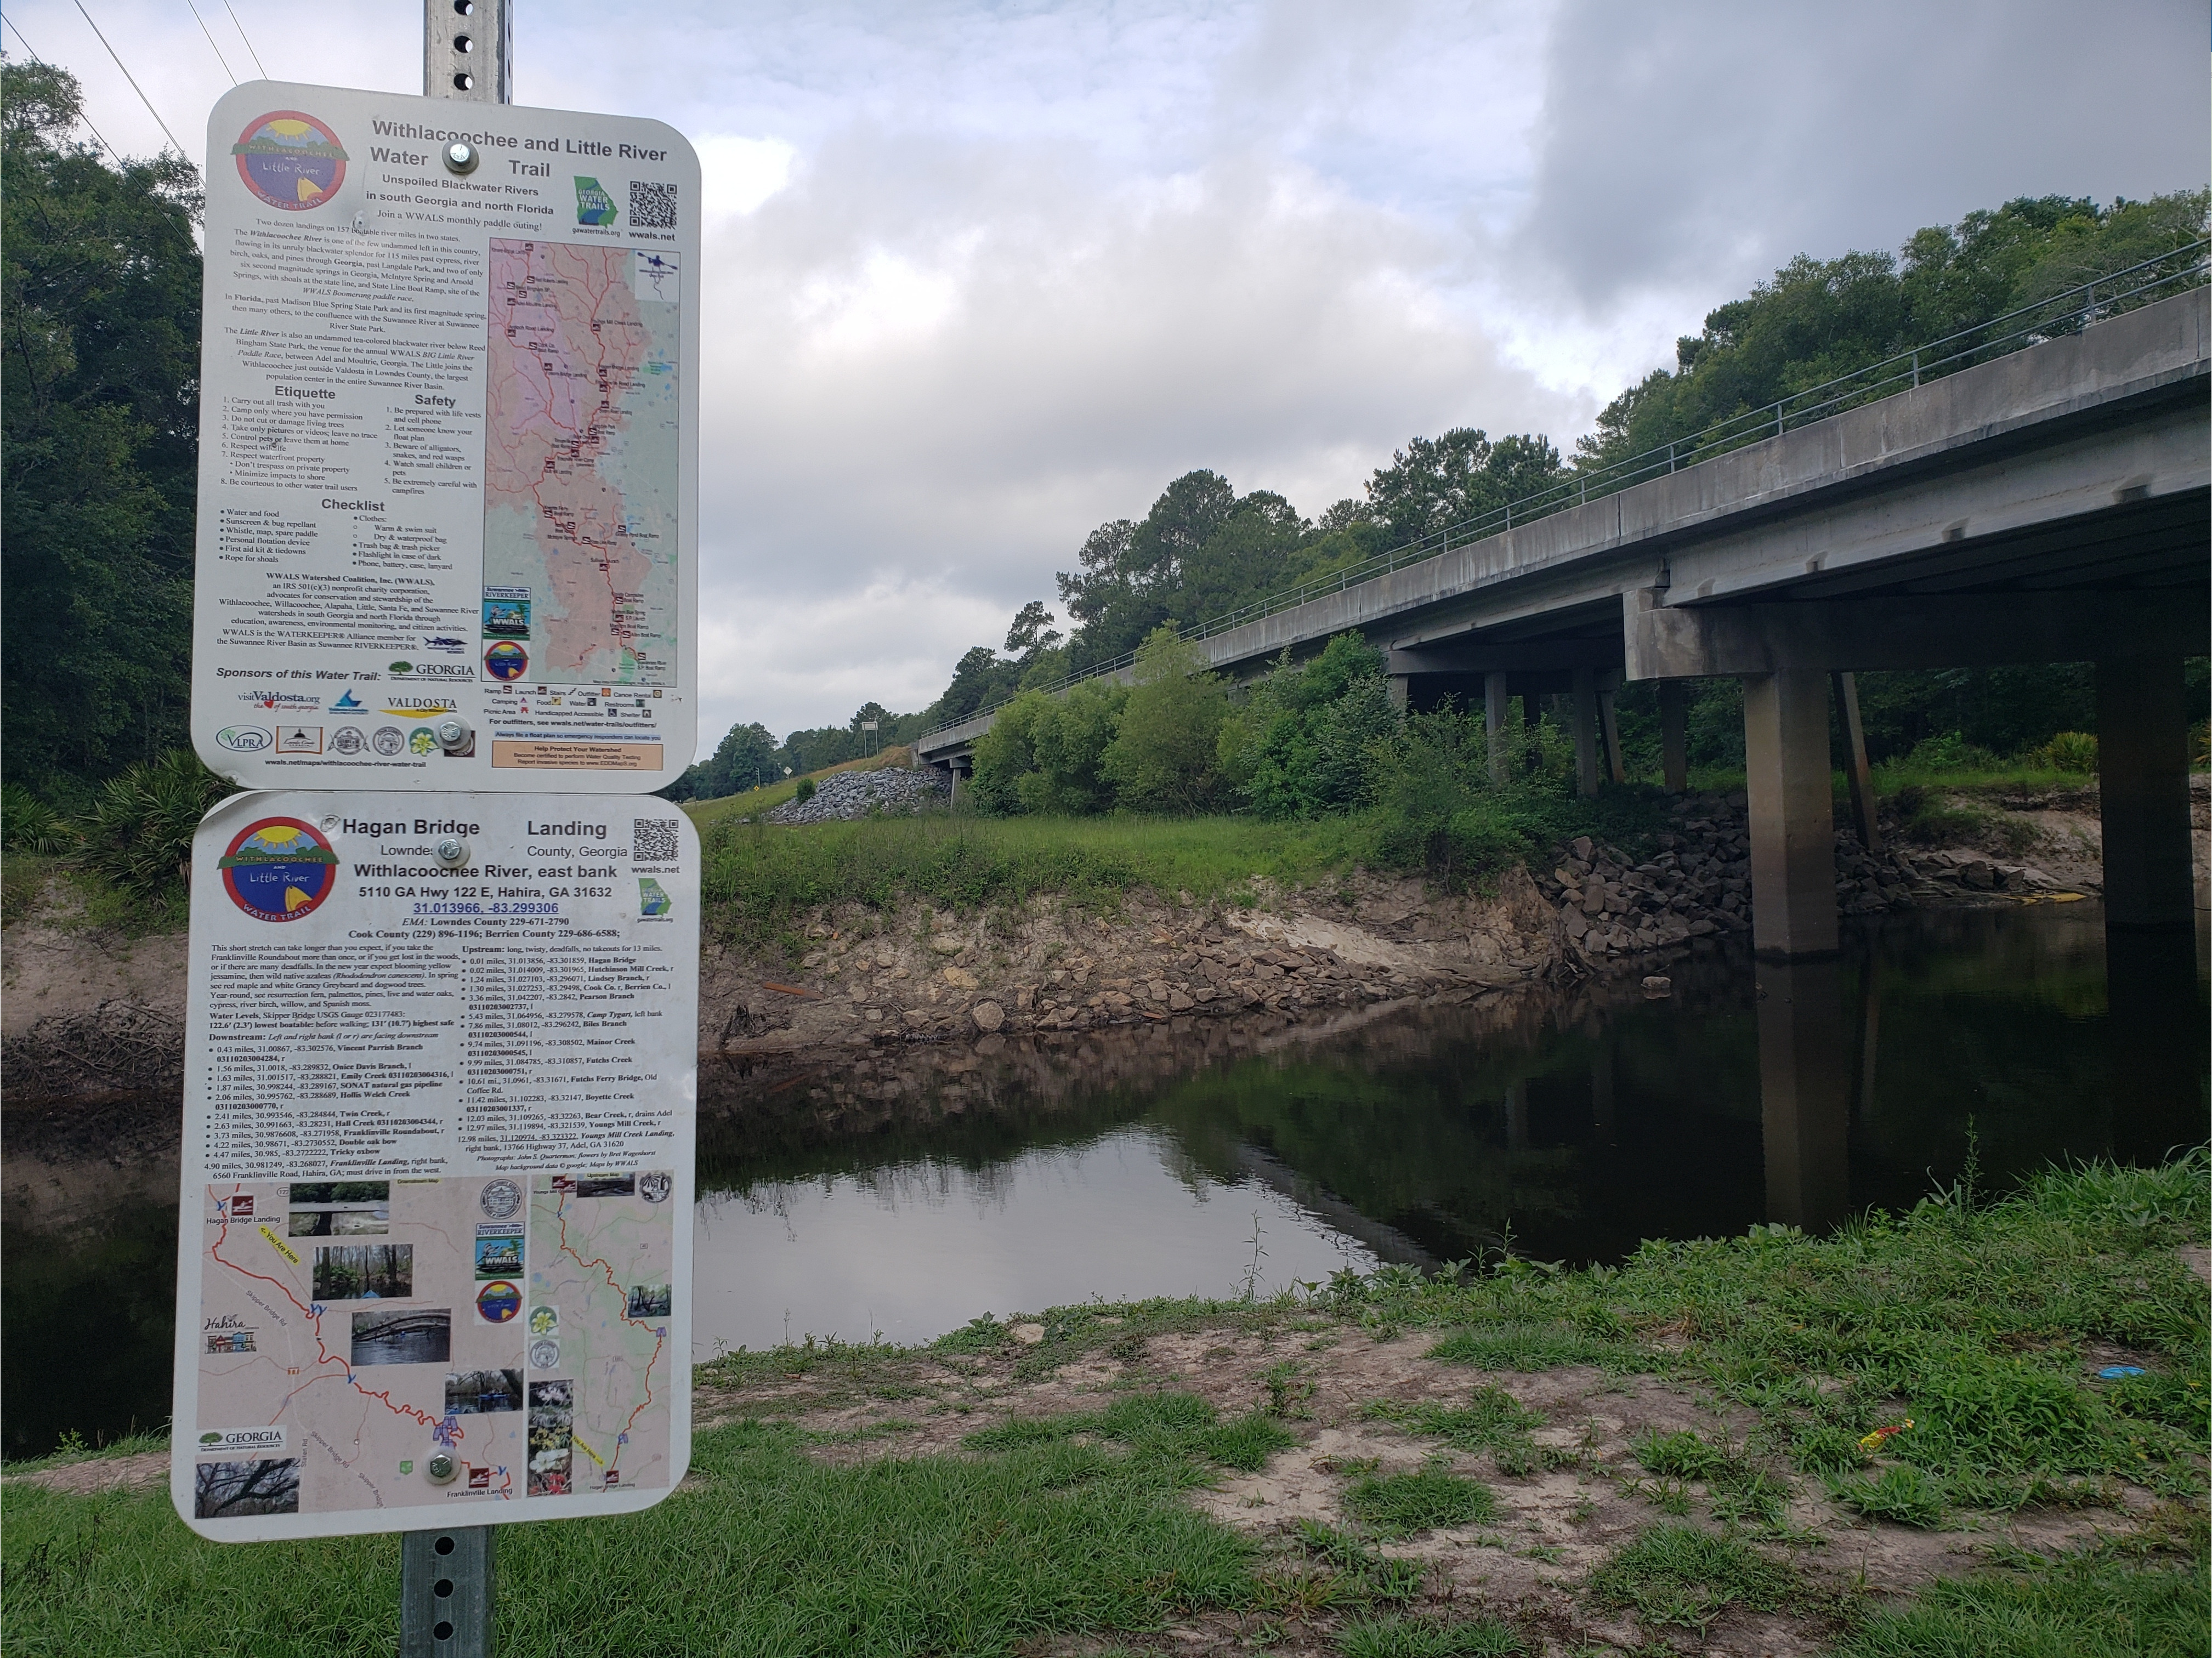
(918, 239, 2209, 751)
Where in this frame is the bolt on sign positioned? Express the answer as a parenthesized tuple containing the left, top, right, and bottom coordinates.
(190, 82, 699, 792)
(171, 792, 697, 1539)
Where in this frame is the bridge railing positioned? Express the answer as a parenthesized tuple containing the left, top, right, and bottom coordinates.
(918, 238, 2209, 750)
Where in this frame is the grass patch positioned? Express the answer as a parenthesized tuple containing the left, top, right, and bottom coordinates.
(1336, 1610, 1525, 1656)
(1829, 1463, 1946, 1529)
(1330, 1153, 2210, 1533)
(1834, 1548, 2208, 1658)
(0, 1416, 1255, 1656)
(1367, 1386, 1547, 1474)
(1584, 1523, 1800, 1634)
(1342, 1468, 1496, 1537)
(698, 811, 1381, 949)
(1427, 1321, 1636, 1373)
(961, 1388, 1291, 1478)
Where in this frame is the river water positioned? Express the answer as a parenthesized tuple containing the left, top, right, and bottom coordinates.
(5, 900, 2204, 1458)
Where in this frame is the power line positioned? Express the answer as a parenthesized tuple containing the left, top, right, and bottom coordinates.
(223, 0, 268, 79)
(185, 0, 237, 84)
(71, 0, 184, 155)
(3, 14, 123, 161)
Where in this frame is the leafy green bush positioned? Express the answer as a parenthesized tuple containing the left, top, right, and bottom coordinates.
(1101, 627, 1232, 813)
(793, 777, 816, 804)
(2, 783, 74, 855)
(1216, 634, 1395, 817)
(76, 748, 230, 895)
(1901, 730, 2002, 771)
(2030, 730, 2099, 773)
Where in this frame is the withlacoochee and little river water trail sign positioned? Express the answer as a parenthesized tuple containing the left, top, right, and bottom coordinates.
(190, 81, 700, 794)
(172, 791, 697, 1540)
(178, 79, 705, 1544)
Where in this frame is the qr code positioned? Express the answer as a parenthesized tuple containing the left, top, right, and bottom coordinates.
(629, 180, 678, 229)
(632, 817, 679, 862)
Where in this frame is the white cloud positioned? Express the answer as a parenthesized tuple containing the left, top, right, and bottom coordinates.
(693, 134, 798, 219)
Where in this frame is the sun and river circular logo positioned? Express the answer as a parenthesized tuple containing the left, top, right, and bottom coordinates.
(218, 817, 338, 922)
(232, 111, 348, 211)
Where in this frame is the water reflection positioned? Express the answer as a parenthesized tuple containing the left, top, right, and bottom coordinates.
(3, 901, 2203, 1457)
(1756, 958, 1852, 1233)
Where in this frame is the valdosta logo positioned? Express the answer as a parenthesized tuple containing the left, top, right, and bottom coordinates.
(218, 818, 338, 922)
(215, 725, 273, 752)
(232, 112, 347, 211)
(382, 698, 458, 718)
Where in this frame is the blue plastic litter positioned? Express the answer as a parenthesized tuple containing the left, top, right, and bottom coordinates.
(2097, 1365, 2148, 1379)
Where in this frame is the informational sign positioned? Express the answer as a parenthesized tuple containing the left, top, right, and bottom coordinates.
(171, 791, 697, 1540)
(190, 82, 700, 792)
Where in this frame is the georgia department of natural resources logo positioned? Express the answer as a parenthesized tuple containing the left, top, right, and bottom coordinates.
(232, 111, 348, 211)
(218, 817, 338, 922)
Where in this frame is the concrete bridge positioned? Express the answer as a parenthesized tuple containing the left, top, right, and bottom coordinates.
(918, 287, 2209, 958)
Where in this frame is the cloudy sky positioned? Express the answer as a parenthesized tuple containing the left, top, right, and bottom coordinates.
(10, 0, 2204, 750)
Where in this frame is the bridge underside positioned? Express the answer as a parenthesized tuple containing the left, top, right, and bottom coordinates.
(1381, 481, 2208, 957)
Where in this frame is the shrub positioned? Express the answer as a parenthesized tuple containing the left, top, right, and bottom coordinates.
(2, 784, 74, 855)
(793, 777, 816, 804)
(76, 748, 231, 895)
(1217, 634, 1396, 818)
(2030, 730, 2098, 773)
(1102, 627, 1230, 813)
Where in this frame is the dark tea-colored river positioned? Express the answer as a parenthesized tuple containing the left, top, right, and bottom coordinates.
(5, 901, 2204, 1458)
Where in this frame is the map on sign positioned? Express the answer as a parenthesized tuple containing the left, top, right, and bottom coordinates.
(483, 240, 680, 687)
(186, 1173, 676, 1524)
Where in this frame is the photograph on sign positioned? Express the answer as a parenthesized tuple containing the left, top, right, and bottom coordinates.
(189, 82, 700, 792)
(170, 791, 699, 1541)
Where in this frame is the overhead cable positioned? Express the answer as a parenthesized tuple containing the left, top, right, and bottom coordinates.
(71, 0, 185, 155)
(185, 0, 236, 84)
(223, 0, 268, 80)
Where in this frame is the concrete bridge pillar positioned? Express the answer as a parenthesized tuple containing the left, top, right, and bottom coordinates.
(2095, 656, 2196, 930)
(1484, 673, 1511, 785)
(1571, 668, 1601, 797)
(1658, 682, 1688, 793)
(1743, 665, 1839, 958)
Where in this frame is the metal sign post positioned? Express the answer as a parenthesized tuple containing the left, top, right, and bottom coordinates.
(174, 9, 702, 1655)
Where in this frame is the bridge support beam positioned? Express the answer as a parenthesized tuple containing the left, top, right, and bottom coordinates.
(1387, 674, 1410, 714)
(1743, 665, 1839, 958)
(2095, 656, 2196, 929)
(1484, 673, 1511, 784)
(1658, 682, 1688, 793)
(1571, 668, 1601, 797)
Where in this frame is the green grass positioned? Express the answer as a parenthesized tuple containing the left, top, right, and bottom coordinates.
(1336, 1610, 1525, 1656)
(1342, 1154, 2210, 1528)
(1341, 1468, 1496, 1537)
(1584, 1523, 1801, 1633)
(1834, 1548, 2209, 1658)
(960, 1389, 1294, 1477)
(697, 810, 1385, 950)
(1366, 1386, 1546, 1474)
(0, 1415, 1255, 1657)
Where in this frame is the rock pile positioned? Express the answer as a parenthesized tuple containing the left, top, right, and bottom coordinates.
(765, 767, 950, 825)
(1534, 792, 1954, 958)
